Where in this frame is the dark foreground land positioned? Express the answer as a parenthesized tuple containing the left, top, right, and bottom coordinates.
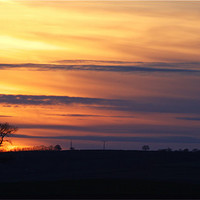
(0, 150, 200, 198)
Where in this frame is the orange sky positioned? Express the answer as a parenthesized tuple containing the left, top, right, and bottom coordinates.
(0, 1, 200, 150)
(1, 1, 200, 63)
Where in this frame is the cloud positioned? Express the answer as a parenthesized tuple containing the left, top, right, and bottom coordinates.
(108, 97, 200, 114)
(12, 133, 200, 144)
(56, 59, 139, 65)
(0, 61, 199, 74)
(56, 60, 200, 68)
(0, 94, 121, 106)
(176, 117, 200, 121)
(0, 115, 12, 117)
(1, 94, 200, 114)
(15, 123, 200, 136)
(48, 113, 135, 118)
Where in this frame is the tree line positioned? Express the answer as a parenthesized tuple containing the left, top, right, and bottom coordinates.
(0, 122, 199, 152)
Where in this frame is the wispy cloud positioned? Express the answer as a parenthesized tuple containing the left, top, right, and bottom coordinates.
(0, 115, 12, 118)
(13, 133, 200, 144)
(56, 60, 139, 65)
(0, 61, 199, 74)
(0, 94, 121, 106)
(1, 94, 200, 114)
(176, 117, 200, 121)
(15, 123, 200, 136)
(48, 113, 135, 118)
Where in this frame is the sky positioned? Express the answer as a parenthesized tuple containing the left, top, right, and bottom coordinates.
(0, 0, 200, 150)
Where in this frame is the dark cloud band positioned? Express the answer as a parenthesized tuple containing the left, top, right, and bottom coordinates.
(15, 123, 200, 136)
(48, 114, 135, 118)
(176, 117, 200, 121)
(13, 133, 200, 144)
(1, 94, 200, 114)
(0, 61, 199, 73)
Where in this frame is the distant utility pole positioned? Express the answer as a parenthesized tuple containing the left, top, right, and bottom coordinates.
(70, 140, 75, 150)
(102, 140, 106, 150)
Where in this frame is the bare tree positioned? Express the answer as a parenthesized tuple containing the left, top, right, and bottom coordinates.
(142, 145, 150, 151)
(0, 122, 18, 147)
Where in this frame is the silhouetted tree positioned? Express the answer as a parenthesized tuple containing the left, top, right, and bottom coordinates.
(142, 145, 150, 151)
(54, 144, 62, 151)
(0, 122, 18, 147)
(192, 148, 199, 152)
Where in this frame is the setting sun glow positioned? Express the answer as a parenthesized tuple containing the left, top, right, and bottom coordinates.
(0, 1, 200, 150)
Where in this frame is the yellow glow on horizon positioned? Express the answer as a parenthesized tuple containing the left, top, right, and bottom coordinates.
(0, 143, 31, 152)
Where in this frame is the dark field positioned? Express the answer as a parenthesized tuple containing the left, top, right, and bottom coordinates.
(0, 150, 200, 198)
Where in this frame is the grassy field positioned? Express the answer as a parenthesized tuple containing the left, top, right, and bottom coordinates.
(0, 150, 200, 198)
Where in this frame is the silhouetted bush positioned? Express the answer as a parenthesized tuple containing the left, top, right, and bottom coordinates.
(54, 144, 62, 151)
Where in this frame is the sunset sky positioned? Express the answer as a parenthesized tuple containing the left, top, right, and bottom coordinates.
(0, 0, 200, 150)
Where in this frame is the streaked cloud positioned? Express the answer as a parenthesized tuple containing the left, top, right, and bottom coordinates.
(14, 122, 199, 136)
(0, 61, 199, 74)
(13, 133, 200, 144)
(0, 115, 12, 117)
(176, 117, 200, 121)
(1, 94, 200, 114)
(48, 114, 135, 118)
(0, 94, 121, 106)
